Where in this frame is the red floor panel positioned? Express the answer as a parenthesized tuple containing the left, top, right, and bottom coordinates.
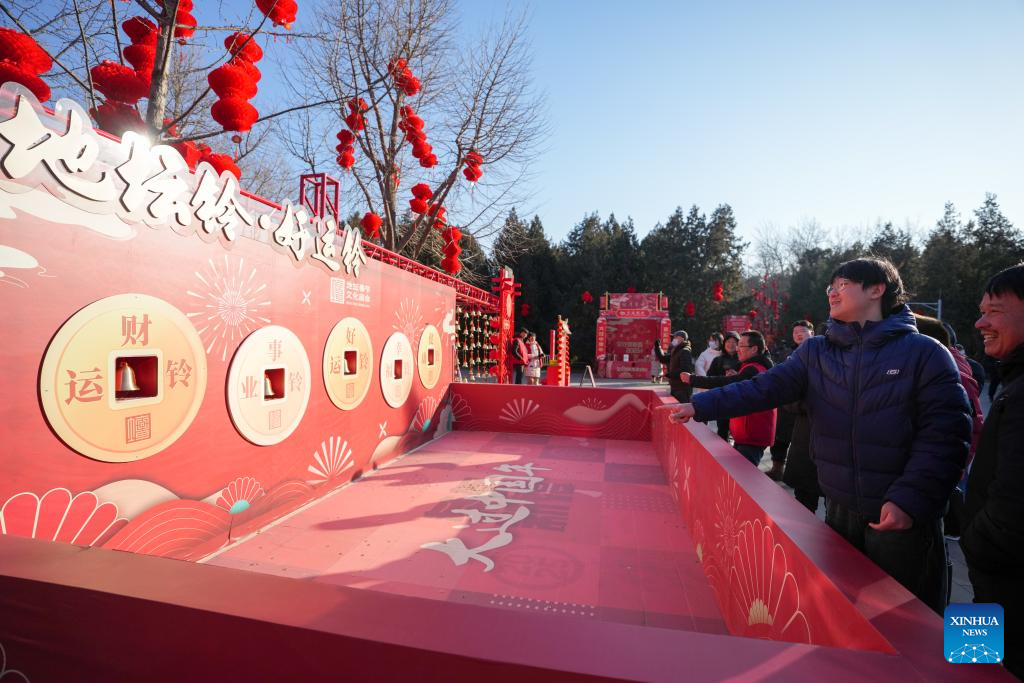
(206, 430, 725, 633)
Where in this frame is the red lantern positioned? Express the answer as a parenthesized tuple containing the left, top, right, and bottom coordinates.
(409, 198, 429, 214)
(0, 61, 50, 102)
(211, 97, 258, 133)
(172, 140, 201, 170)
(208, 63, 257, 99)
(174, 11, 197, 39)
(121, 18, 157, 46)
(230, 58, 262, 83)
(224, 33, 264, 63)
(256, 0, 298, 30)
(90, 100, 145, 136)
(200, 152, 241, 180)
(684, 301, 696, 317)
(361, 212, 382, 238)
(626, 286, 636, 293)
(0, 28, 53, 75)
(336, 150, 355, 169)
(411, 183, 433, 200)
(581, 291, 594, 304)
(749, 309, 758, 318)
(520, 303, 531, 317)
(344, 111, 364, 132)
(123, 43, 156, 74)
(463, 166, 482, 183)
(91, 60, 149, 104)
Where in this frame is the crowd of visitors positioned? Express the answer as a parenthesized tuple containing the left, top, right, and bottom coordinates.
(666, 258, 1023, 678)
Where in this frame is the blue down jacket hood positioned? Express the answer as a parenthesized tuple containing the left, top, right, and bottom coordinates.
(692, 306, 970, 521)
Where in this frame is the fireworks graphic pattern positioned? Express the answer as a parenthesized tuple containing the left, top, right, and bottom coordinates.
(186, 256, 272, 362)
(394, 298, 424, 341)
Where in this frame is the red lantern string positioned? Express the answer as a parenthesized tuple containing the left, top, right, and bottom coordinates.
(463, 149, 484, 183)
(335, 129, 356, 170)
(208, 31, 262, 141)
(256, 0, 298, 30)
(398, 105, 437, 167)
(440, 225, 462, 274)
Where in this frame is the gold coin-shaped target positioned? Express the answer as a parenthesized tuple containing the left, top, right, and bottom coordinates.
(39, 293, 207, 462)
(226, 325, 311, 445)
(323, 317, 374, 410)
(379, 331, 414, 408)
(417, 324, 443, 389)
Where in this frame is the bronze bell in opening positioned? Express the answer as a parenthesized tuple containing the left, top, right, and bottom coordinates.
(117, 361, 140, 392)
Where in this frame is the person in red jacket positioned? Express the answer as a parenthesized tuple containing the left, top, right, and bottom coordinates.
(508, 328, 529, 384)
(683, 330, 776, 467)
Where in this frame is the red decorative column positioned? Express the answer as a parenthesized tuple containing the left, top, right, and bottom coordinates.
(491, 267, 520, 384)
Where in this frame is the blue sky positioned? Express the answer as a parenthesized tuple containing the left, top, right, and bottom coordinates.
(459, 0, 1024, 246)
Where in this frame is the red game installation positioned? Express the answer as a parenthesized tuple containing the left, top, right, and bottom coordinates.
(0, 84, 1014, 681)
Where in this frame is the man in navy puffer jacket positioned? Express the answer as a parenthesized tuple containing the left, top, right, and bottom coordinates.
(671, 258, 971, 614)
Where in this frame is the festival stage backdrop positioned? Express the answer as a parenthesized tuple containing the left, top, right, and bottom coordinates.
(597, 292, 671, 378)
(0, 84, 456, 560)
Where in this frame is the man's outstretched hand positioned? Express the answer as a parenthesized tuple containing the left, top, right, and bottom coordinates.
(868, 501, 913, 531)
(670, 403, 696, 424)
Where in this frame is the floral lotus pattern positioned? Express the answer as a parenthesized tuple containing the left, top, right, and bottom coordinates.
(308, 437, 355, 485)
(728, 519, 811, 643)
(498, 398, 540, 424)
(413, 396, 439, 432)
(0, 487, 126, 546)
(215, 476, 264, 514)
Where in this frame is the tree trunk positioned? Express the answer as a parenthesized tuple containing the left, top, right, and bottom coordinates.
(145, 1, 180, 134)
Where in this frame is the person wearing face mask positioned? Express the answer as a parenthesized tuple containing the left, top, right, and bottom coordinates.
(681, 330, 776, 467)
(670, 257, 970, 615)
(705, 331, 741, 441)
(695, 333, 723, 378)
(653, 330, 695, 403)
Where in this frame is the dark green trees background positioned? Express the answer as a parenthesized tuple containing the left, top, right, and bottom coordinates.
(478, 193, 1021, 363)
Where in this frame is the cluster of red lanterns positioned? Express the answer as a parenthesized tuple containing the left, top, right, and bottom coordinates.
(256, 0, 298, 30)
(399, 105, 437, 168)
(712, 280, 725, 302)
(210, 32, 263, 141)
(360, 212, 382, 239)
(427, 204, 447, 231)
(87, 12, 164, 137)
(388, 58, 420, 97)
(440, 225, 462, 274)
(409, 183, 433, 214)
(463, 150, 484, 183)
(345, 96, 367, 132)
(335, 129, 356, 169)
(581, 290, 594, 304)
(0, 28, 53, 102)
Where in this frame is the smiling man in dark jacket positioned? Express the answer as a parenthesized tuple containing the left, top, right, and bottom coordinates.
(671, 258, 971, 613)
(961, 263, 1024, 679)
